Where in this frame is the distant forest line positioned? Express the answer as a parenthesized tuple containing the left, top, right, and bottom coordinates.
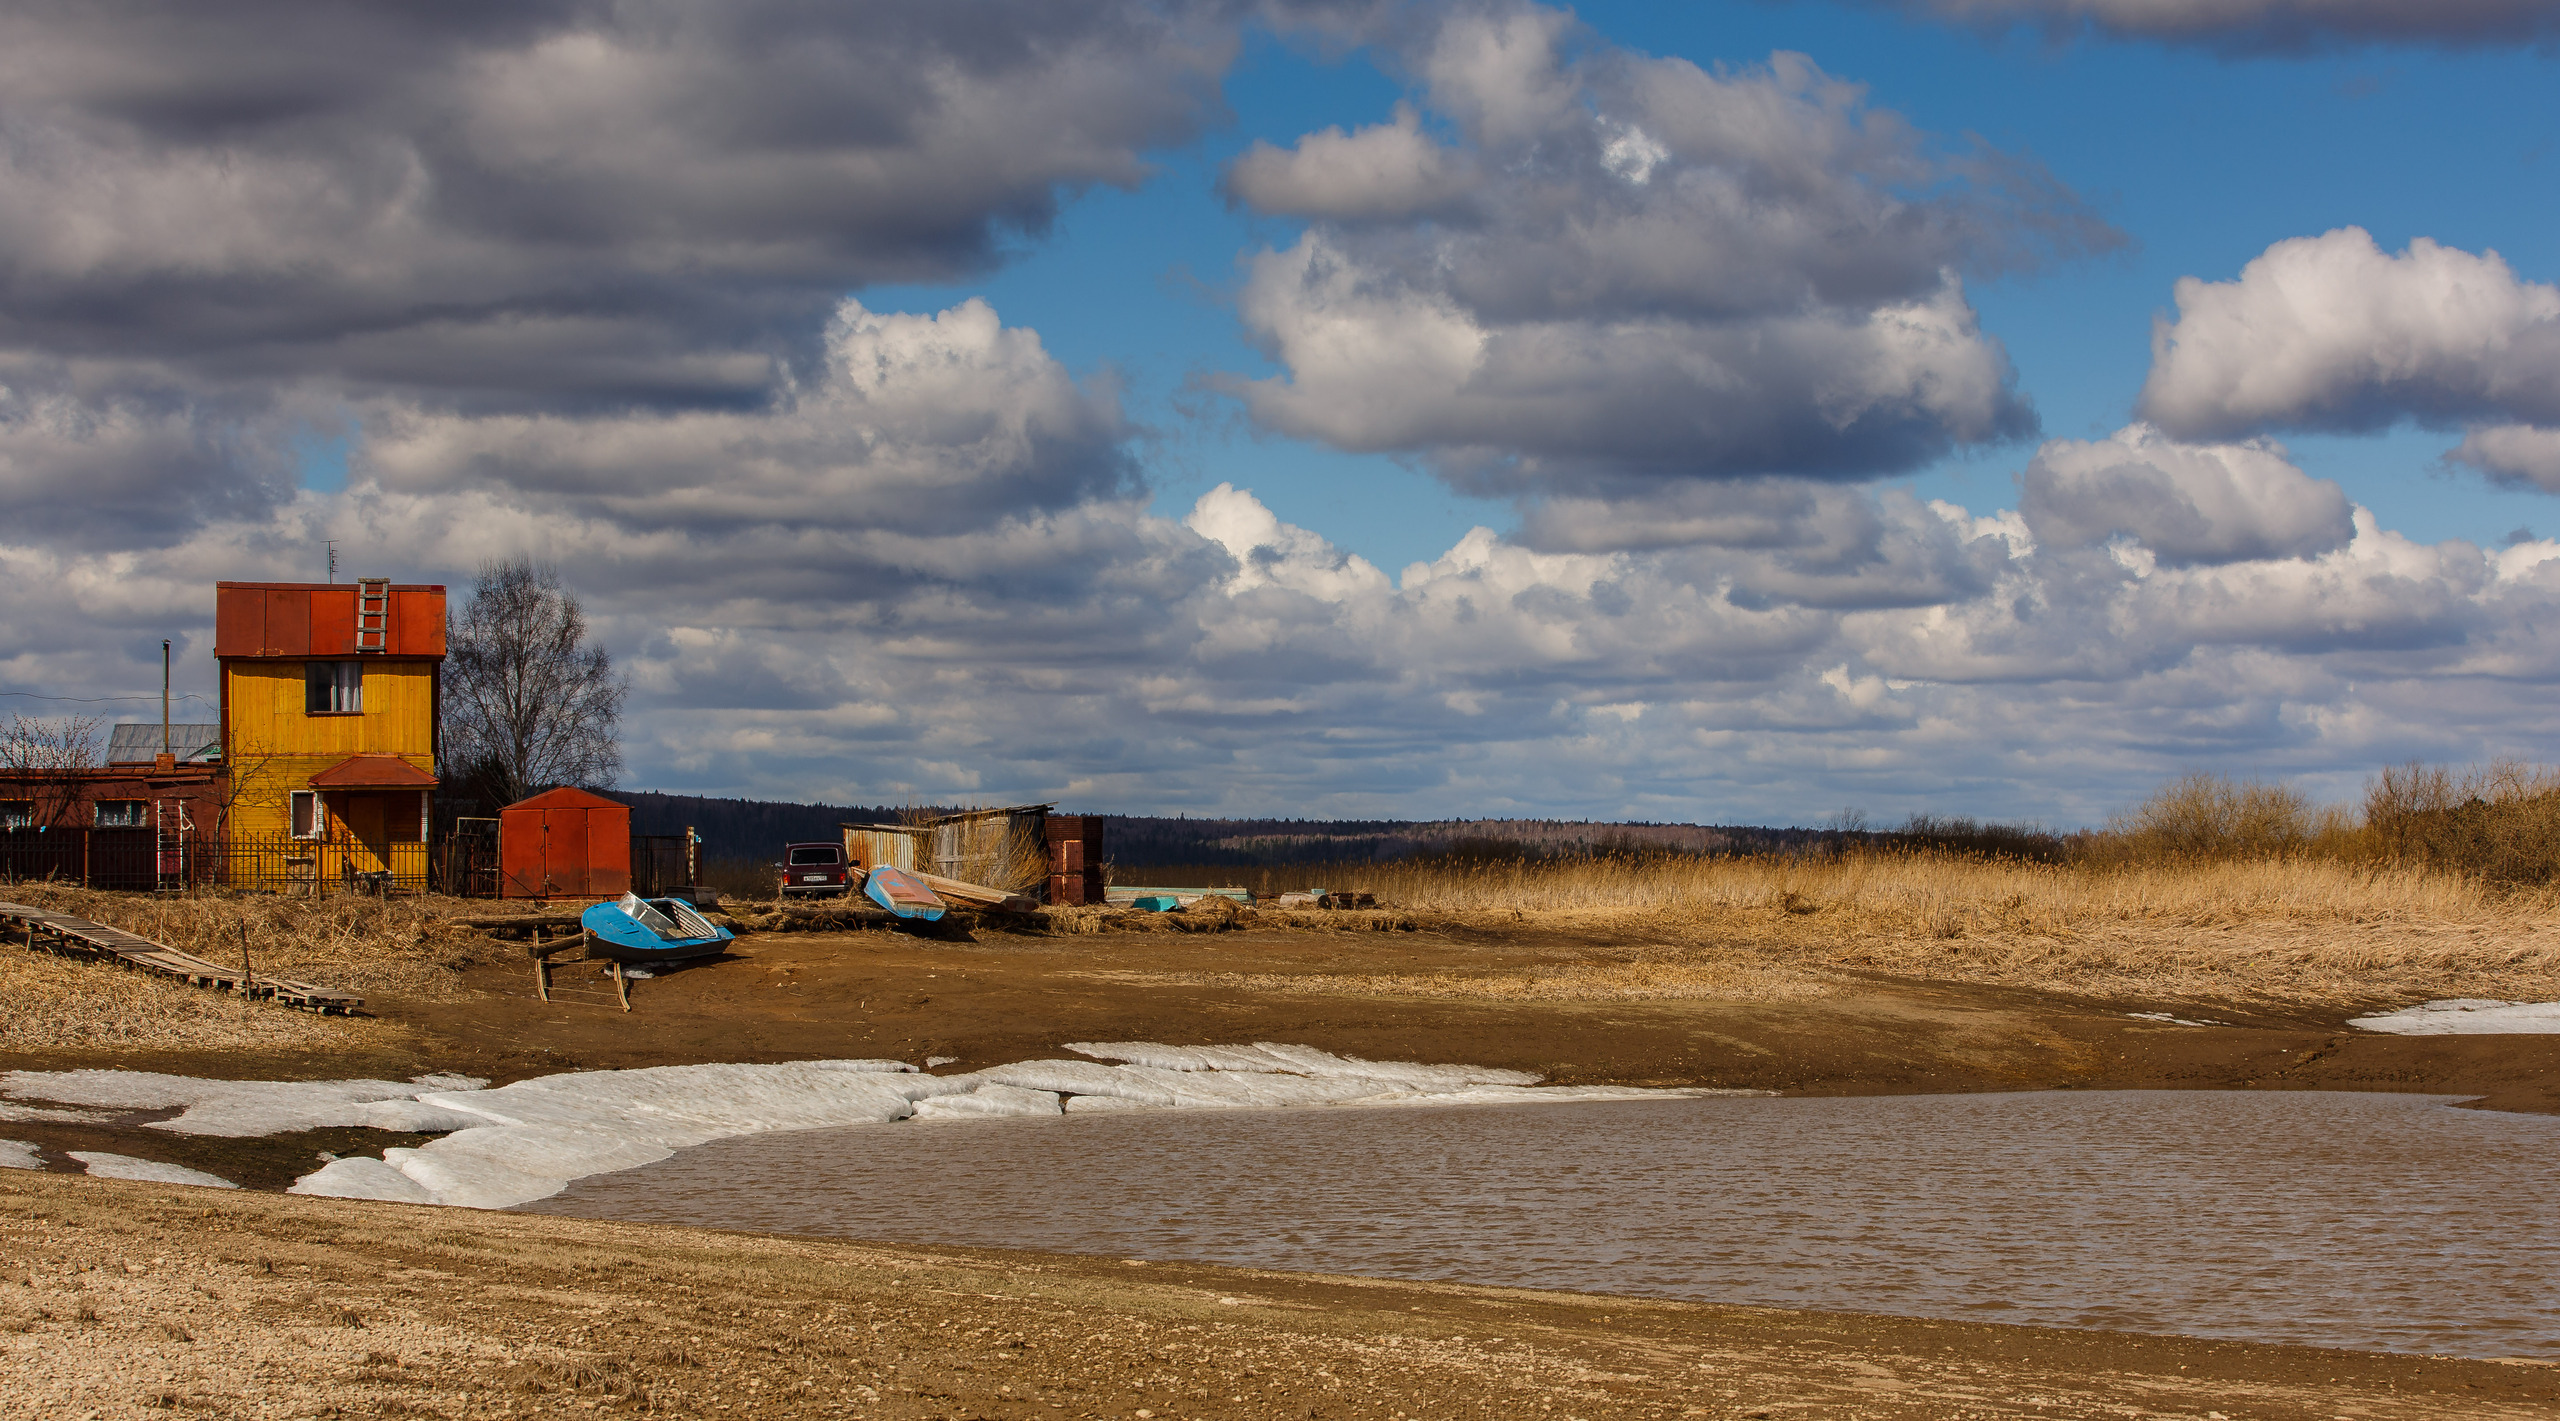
(619, 790, 2063, 868)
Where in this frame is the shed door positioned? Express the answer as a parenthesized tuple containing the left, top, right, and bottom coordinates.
(547, 807, 589, 897)
(590, 810, 631, 895)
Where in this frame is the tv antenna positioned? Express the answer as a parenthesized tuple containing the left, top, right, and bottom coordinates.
(326, 540, 338, 583)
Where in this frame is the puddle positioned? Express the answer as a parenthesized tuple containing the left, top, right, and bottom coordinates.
(528, 1089, 2560, 1360)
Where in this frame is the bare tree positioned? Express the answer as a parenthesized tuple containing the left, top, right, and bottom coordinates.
(0, 713, 105, 827)
(445, 559, 627, 809)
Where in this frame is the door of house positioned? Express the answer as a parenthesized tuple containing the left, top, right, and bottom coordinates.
(338, 793, 390, 874)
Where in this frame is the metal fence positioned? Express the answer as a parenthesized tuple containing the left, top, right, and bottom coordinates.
(0, 828, 427, 895)
(4, 825, 690, 899)
(0, 827, 163, 891)
(212, 832, 429, 896)
(631, 833, 698, 898)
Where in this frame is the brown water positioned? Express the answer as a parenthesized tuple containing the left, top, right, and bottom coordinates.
(529, 1089, 2560, 1359)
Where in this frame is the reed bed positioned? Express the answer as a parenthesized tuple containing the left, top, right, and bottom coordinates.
(1301, 851, 2560, 1007)
(1358, 850, 2521, 930)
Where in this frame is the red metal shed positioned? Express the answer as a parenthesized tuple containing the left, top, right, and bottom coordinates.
(499, 787, 631, 900)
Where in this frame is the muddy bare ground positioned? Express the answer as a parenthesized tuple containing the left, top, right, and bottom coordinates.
(7, 919, 2554, 1109)
(6, 1171, 2557, 1421)
(7, 917, 2560, 1418)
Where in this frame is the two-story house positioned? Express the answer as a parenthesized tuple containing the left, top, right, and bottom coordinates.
(215, 579, 446, 887)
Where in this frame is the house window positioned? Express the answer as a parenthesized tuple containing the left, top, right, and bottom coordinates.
(95, 800, 147, 828)
(0, 801, 30, 830)
(290, 790, 320, 840)
(305, 661, 364, 714)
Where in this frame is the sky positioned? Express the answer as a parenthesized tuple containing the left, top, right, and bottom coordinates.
(4, 0, 2559, 828)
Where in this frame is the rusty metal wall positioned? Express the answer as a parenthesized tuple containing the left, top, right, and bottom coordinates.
(841, 825, 920, 874)
(499, 799, 631, 899)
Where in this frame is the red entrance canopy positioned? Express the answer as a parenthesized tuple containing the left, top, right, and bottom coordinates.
(308, 754, 438, 789)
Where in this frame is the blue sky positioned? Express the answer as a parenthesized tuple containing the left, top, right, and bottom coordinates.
(871, 2, 2560, 571)
(10, 0, 2560, 827)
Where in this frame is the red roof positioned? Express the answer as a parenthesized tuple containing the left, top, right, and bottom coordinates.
(215, 582, 447, 659)
(501, 786, 628, 812)
(308, 755, 438, 788)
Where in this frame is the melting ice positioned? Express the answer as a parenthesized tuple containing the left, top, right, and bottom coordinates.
(0, 1044, 1742, 1211)
(2349, 999, 2560, 1035)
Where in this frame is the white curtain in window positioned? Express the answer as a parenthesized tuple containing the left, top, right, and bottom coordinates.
(307, 661, 364, 713)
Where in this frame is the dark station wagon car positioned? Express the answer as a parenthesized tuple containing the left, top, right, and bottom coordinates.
(778, 841, 851, 898)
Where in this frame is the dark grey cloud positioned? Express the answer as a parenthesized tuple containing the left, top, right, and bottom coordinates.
(360, 299, 1140, 540)
(0, 374, 298, 549)
(2453, 425, 2560, 491)
(1849, 0, 2560, 53)
(0, 0, 1244, 409)
(2020, 425, 2355, 566)
(1217, 8, 2112, 518)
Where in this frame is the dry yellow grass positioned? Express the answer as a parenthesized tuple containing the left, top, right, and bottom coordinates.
(1312, 852, 2560, 1007)
(0, 884, 487, 1053)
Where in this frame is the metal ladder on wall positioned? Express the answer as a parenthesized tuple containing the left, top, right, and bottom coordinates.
(355, 577, 390, 651)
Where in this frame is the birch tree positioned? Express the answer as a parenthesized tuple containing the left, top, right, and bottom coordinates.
(445, 559, 626, 808)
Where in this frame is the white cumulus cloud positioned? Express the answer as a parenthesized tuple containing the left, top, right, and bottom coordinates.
(1216, 11, 2118, 514)
(2139, 228, 2560, 442)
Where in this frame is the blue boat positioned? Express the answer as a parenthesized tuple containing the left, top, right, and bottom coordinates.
(580, 892, 735, 962)
(863, 865, 945, 921)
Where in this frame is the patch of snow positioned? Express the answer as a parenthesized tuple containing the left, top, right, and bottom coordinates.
(292, 1060, 973, 1210)
(0, 1101, 115, 1124)
(925, 1056, 959, 1068)
(2349, 1000, 2560, 1035)
(67, 1152, 236, 1188)
(0, 1070, 490, 1137)
(291, 1156, 435, 1204)
(1065, 1041, 1542, 1090)
(912, 1085, 1063, 1119)
(0, 1139, 43, 1170)
(26, 1048, 1728, 1212)
(2126, 1012, 2222, 1028)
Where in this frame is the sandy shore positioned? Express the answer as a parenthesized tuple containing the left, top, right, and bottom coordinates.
(9, 914, 2560, 1416)
(8, 918, 2558, 1113)
(7, 1170, 2556, 1420)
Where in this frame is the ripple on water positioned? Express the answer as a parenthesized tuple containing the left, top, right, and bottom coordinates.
(526, 1089, 2560, 1360)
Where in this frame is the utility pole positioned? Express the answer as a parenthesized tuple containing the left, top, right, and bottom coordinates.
(161, 639, 172, 758)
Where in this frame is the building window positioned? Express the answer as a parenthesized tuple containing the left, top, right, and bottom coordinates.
(290, 790, 320, 839)
(0, 801, 30, 830)
(305, 661, 364, 714)
(95, 800, 147, 828)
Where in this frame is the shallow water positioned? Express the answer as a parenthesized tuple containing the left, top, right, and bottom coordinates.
(529, 1089, 2560, 1359)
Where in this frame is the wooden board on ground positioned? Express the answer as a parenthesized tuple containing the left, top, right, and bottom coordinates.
(0, 900, 364, 1014)
(909, 870, 1041, 912)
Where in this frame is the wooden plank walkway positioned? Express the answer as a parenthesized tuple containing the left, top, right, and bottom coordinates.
(0, 900, 365, 1015)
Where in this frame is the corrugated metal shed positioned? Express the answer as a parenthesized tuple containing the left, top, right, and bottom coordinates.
(106, 723, 220, 765)
(840, 824, 923, 875)
(499, 786, 631, 900)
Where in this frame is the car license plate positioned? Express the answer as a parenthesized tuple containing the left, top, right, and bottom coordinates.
(801, 874, 827, 882)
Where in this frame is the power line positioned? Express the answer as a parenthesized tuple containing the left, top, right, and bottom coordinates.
(0, 691, 216, 708)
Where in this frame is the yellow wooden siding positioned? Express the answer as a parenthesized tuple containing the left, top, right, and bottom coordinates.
(223, 660, 436, 837)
